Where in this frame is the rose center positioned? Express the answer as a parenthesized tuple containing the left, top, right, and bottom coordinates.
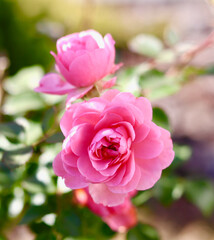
(89, 128, 131, 164)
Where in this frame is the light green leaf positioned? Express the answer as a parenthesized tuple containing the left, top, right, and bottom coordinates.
(3, 65, 44, 95)
(129, 34, 163, 58)
(3, 92, 45, 115)
(16, 118, 43, 145)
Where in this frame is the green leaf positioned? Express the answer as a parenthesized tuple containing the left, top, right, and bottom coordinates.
(153, 177, 184, 205)
(3, 92, 45, 115)
(156, 50, 175, 64)
(30, 222, 51, 234)
(35, 232, 57, 240)
(54, 210, 81, 237)
(117, 67, 141, 95)
(170, 144, 192, 170)
(185, 180, 214, 216)
(0, 122, 25, 140)
(20, 205, 50, 224)
(0, 135, 25, 152)
(152, 107, 169, 130)
(0, 162, 15, 188)
(139, 69, 165, 89)
(129, 34, 163, 58)
(3, 66, 44, 95)
(148, 84, 180, 100)
(22, 178, 46, 194)
(15, 118, 43, 145)
(127, 223, 160, 240)
(164, 28, 179, 46)
(46, 132, 64, 144)
(42, 107, 55, 133)
(132, 191, 152, 206)
(2, 146, 33, 168)
(41, 94, 65, 105)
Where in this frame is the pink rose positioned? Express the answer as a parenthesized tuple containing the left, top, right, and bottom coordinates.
(74, 188, 137, 232)
(35, 30, 121, 102)
(53, 89, 174, 206)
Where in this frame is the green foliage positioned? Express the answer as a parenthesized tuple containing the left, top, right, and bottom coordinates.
(129, 34, 163, 57)
(184, 180, 214, 216)
(127, 223, 160, 240)
(0, 0, 54, 75)
(152, 107, 169, 130)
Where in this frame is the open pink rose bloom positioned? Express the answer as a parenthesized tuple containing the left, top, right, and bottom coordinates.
(74, 188, 137, 232)
(35, 30, 121, 102)
(53, 89, 174, 206)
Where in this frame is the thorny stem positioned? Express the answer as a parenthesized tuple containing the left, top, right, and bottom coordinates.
(166, 31, 214, 76)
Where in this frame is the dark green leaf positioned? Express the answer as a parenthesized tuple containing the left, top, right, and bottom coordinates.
(127, 223, 160, 240)
(0, 122, 24, 140)
(35, 231, 57, 240)
(20, 205, 51, 224)
(30, 221, 51, 234)
(2, 146, 33, 168)
(54, 210, 81, 237)
(46, 132, 64, 143)
(152, 107, 169, 130)
(42, 107, 55, 133)
(171, 144, 192, 169)
(184, 180, 214, 216)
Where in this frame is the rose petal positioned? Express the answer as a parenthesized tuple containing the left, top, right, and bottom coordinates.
(134, 123, 150, 143)
(134, 138, 163, 160)
(77, 153, 108, 182)
(85, 30, 105, 48)
(112, 92, 136, 104)
(108, 165, 141, 194)
(119, 153, 135, 186)
(53, 152, 67, 177)
(136, 165, 162, 191)
(89, 183, 127, 206)
(53, 153, 89, 189)
(101, 89, 120, 102)
(95, 112, 123, 131)
(135, 97, 153, 123)
(101, 77, 117, 90)
(153, 128, 175, 169)
(102, 105, 135, 126)
(62, 151, 78, 167)
(60, 102, 80, 136)
(51, 52, 71, 81)
(72, 112, 100, 126)
(68, 123, 94, 156)
(63, 162, 80, 176)
(106, 165, 127, 186)
(66, 85, 93, 105)
(100, 163, 122, 177)
(64, 174, 89, 189)
(34, 73, 74, 95)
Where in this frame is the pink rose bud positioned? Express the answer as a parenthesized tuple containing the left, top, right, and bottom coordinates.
(53, 90, 174, 207)
(74, 188, 137, 232)
(35, 30, 122, 102)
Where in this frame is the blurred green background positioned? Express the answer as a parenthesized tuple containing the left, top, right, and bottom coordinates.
(1, 0, 214, 239)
